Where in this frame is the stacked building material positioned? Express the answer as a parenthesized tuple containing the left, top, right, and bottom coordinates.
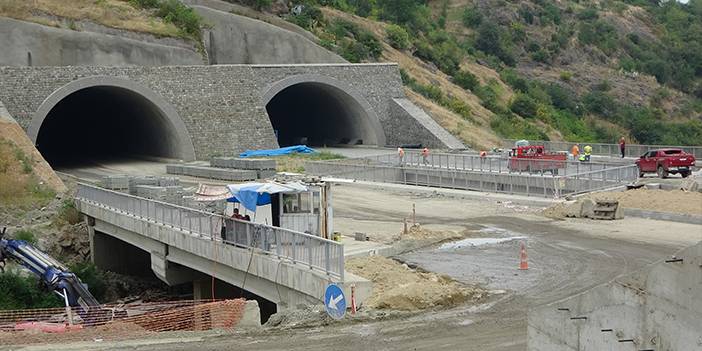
(166, 164, 258, 181)
(101, 175, 130, 190)
(210, 157, 277, 179)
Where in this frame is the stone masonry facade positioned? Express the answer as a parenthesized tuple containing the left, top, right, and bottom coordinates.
(0, 63, 461, 160)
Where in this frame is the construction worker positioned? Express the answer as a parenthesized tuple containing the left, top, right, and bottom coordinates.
(619, 136, 626, 158)
(421, 147, 429, 165)
(579, 145, 592, 162)
(397, 147, 405, 166)
(571, 144, 580, 160)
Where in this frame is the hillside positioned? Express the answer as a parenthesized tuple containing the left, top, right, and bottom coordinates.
(263, 0, 702, 147)
(1, 0, 700, 149)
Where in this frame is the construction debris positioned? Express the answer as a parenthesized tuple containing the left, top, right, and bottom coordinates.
(543, 198, 623, 220)
(346, 256, 485, 311)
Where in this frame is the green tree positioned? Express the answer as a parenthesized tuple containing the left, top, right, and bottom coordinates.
(453, 70, 479, 91)
(386, 24, 410, 49)
(510, 93, 540, 118)
(462, 8, 483, 28)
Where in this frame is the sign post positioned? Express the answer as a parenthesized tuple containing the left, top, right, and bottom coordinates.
(324, 284, 346, 320)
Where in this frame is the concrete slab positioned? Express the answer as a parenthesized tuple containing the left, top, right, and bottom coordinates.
(341, 235, 394, 259)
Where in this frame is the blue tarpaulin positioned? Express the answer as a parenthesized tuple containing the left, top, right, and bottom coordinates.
(239, 145, 317, 158)
(226, 182, 308, 212)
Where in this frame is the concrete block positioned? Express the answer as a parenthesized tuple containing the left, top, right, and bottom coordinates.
(129, 176, 159, 195)
(212, 157, 276, 171)
(158, 177, 180, 187)
(238, 300, 262, 328)
(135, 185, 167, 200)
(257, 169, 277, 179)
(101, 175, 130, 190)
(354, 232, 368, 241)
(166, 164, 184, 175)
(177, 165, 257, 181)
(579, 198, 595, 218)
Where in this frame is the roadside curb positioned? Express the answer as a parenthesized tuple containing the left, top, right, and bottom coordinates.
(624, 208, 702, 225)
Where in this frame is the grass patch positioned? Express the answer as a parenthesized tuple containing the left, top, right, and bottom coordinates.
(54, 199, 82, 226)
(0, 139, 55, 209)
(12, 229, 38, 245)
(275, 151, 345, 173)
(0, 0, 191, 40)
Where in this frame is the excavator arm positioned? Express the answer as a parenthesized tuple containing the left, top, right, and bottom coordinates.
(0, 227, 100, 313)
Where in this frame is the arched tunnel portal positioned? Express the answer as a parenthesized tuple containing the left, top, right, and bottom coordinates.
(29, 77, 195, 168)
(263, 76, 386, 147)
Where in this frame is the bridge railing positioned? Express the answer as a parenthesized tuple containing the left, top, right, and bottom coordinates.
(75, 183, 344, 280)
(306, 160, 638, 198)
(502, 139, 702, 159)
(329, 151, 626, 178)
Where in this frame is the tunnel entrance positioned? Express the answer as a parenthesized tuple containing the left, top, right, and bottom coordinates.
(265, 82, 381, 147)
(35, 85, 187, 168)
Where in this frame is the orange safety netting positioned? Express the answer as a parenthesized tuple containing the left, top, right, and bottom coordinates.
(0, 299, 247, 346)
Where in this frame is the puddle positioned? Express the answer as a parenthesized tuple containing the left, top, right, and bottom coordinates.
(437, 226, 527, 250)
(438, 236, 526, 250)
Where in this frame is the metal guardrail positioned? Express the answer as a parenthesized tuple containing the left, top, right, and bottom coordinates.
(307, 160, 638, 198)
(502, 139, 702, 159)
(352, 151, 625, 177)
(75, 183, 344, 280)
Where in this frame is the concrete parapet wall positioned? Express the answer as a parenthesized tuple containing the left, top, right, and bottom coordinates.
(167, 164, 259, 181)
(211, 157, 276, 170)
(527, 241, 702, 350)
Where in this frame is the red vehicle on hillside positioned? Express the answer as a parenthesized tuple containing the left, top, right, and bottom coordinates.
(508, 145, 567, 175)
(635, 148, 696, 178)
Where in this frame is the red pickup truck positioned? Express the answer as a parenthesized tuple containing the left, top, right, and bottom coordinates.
(635, 148, 696, 178)
(508, 145, 567, 175)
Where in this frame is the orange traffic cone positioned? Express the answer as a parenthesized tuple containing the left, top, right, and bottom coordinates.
(519, 242, 529, 270)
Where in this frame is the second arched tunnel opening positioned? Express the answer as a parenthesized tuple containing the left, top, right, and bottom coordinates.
(265, 82, 379, 147)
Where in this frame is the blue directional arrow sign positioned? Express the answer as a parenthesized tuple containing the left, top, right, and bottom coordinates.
(324, 284, 346, 320)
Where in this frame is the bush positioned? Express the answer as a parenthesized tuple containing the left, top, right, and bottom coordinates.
(559, 71, 573, 81)
(462, 8, 483, 28)
(70, 262, 107, 301)
(358, 31, 382, 59)
(583, 90, 618, 119)
(490, 112, 548, 140)
(531, 49, 550, 63)
(453, 70, 479, 91)
(130, 0, 202, 38)
(58, 199, 82, 225)
(289, 4, 323, 30)
(339, 39, 369, 62)
(12, 229, 37, 245)
(386, 24, 410, 49)
(577, 7, 599, 21)
(510, 93, 540, 118)
(0, 271, 62, 310)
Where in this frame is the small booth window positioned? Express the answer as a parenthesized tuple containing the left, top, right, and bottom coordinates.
(283, 193, 311, 214)
(313, 192, 321, 214)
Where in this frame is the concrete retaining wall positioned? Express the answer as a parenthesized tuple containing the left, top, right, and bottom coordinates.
(527, 241, 702, 350)
(0, 17, 202, 67)
(192, 5, 344, 64)
(389, 98, 465, 149)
